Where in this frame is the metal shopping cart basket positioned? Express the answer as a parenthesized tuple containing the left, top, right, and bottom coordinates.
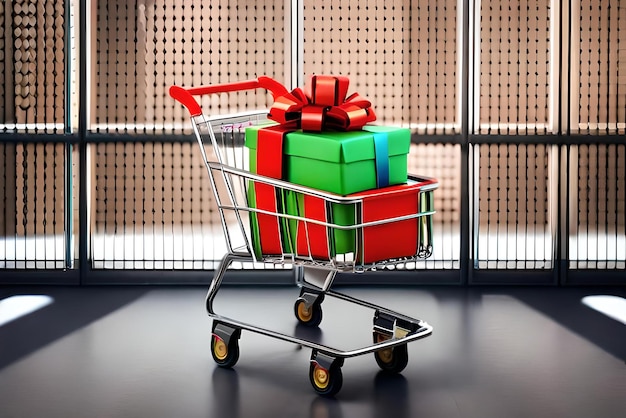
(170, 77, 438, 396)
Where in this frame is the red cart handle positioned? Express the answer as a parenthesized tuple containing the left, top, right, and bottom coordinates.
(169, 76, 289, 117)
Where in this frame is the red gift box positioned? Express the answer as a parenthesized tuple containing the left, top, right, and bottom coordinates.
(351, 179, 435, 264)
(289, 178, 435, 264)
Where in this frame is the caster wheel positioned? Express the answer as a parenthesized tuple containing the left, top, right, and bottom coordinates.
(373, 332, 408, 374)
(294, 298, 323, 327)
(211, 334, 240, 368)
(309, 362, 343, 397)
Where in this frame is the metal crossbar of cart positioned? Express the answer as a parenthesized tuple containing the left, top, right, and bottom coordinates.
(170, 78, 438, 396)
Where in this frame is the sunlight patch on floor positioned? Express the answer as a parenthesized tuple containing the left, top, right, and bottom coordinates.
(582, 295, 626, 325)
(0, 295, 55, 327)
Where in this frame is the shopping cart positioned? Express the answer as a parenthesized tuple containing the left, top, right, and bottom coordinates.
(170, 77, 438, 396)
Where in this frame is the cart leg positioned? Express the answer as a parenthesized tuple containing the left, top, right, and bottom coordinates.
(206, 252, 251, 314)
(373, 310, 428, 339)
(297, 266, 337, 292)
(294, 265, 305, 286)
(309, 351, 344, 397)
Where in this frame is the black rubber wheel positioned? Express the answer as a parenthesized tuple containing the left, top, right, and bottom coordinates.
(294, 298, 323, 327)
(211, 334, 240, 368)
(373, 332, 409, 374)
(309, 362, 343, 397)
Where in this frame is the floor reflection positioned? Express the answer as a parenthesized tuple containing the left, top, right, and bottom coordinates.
(211, 367, 241, 418)
(373, 372, 409, 418)
(309, 397, 343, 418)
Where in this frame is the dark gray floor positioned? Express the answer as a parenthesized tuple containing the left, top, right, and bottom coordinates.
(0, 283, 625, 418)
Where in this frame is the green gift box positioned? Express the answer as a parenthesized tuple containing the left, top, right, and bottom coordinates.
(245, 125, 410, 195)
(245, 124, 411, 258)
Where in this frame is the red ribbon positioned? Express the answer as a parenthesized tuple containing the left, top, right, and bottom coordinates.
(266, 75, 376, 132)
(253, 125, 292, 255)
(296, 195, 331, 259)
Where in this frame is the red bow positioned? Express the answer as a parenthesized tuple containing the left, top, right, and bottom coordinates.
(263, 75, 376, 132)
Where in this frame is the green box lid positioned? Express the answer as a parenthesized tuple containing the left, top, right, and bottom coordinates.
(245, 124, 410, 164)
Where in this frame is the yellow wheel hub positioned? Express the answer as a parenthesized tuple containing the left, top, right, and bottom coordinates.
(378, 347, 393, 363)
(297, 302, 312, 321)
(313, 365, 329, 389)
(213, 338, 228, 361)
(376, 333, 393, 364)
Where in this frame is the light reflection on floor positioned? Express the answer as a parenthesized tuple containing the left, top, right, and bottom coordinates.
(0, 295, 54, 327)
(582, 295, 626, 325)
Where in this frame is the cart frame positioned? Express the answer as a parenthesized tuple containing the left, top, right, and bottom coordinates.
(170, 78, 438, 396)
